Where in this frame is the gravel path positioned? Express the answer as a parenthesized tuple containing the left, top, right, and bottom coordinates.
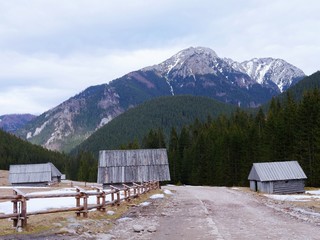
(109, 186, 320, 240)
(2, 186, 320, 239)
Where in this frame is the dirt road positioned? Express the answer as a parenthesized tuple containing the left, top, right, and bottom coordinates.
(110, 186, 320, 240)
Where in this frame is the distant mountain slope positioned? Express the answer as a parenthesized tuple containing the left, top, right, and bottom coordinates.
(71, 95, 236, 156)
(0, 114, 36, 133)
(225, 57, 305, 92)
(284, 71, 320, 100)
(257, 71, 320, 113)
(18, 46, 305, 152)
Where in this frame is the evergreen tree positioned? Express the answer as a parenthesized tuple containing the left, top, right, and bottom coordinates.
(296, 89, 320, 185)
(168, 127, 180, 183)
(179, 126, 191, 183)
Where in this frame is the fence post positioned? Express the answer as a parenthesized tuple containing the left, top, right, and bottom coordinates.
(96, 188, 101, 206)
(133, 183, 137, 196)
(12, 190, 18, 228)
(110, 185, 121, 205)
(75, 186, 88, 218)
(123, 184, 131, 201)
(123, 186, 127, 200)
(116, 190, 120, 205)
(20, 196, 27, 227)
(75, 188, 81, 217)
(110, 186, 115, 205)
(101, 191, 106, 211)
(13, 188, 28, 228)
(82, 192, 88, 218)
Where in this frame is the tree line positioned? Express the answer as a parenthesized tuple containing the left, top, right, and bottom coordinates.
(125, 89, 320, 187)
(2, 89, 320, 187)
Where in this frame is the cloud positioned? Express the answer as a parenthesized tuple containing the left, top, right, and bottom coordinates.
(0, 0, 319, 115)
(0, 47, 181, 115)
(0, 86, 65, 115)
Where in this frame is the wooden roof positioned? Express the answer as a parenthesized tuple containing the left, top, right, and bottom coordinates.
(248, 161, 307, 182)
(9, 162, 62, 184)
(98, 149, 170, 184)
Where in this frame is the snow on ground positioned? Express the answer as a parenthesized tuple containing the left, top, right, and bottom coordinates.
(0, 187, 113, 215)
(150, 194, 164, 199)
(0, 186, 165, 215)
(139, 201, 151, 207)
(0, 186, 48, 189)
(163, 189, 173, 195)
(306, 189, 320, 195)
(264, 189, 320, 202)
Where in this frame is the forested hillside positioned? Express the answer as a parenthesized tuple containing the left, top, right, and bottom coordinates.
(0, 129, 69, 172)
(286, 71, 320, 99)
(162, 89, 320, 187)
(71, 95, 236, 155)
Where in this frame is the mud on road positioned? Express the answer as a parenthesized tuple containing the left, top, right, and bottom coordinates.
(109, 186, 320, 240)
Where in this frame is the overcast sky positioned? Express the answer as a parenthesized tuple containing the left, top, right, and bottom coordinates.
(0, 0, 319, 115)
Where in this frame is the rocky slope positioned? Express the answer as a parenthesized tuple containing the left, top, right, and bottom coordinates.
(17, 47, 305, 151)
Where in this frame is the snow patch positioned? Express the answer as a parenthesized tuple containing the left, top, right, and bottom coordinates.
(97, 116, 113, 128)
(163, 189, 173, 195)
(139, 201, 151, 207)
(307, 190, 320, 195)
(164, 76, 174, 95)
(166, 55, 182, 75)
(33, 120, 49, 136)
(265, 191, 320, 202)
(150, 194, 164, 199)
(26, 132, 33, 139)
(117, 217, 132, 222)
(0, 188, 113, 215)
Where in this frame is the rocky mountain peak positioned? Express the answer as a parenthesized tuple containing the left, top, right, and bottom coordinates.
(143, 46, 221, 77)
(241, 58, 305, 92)
(17, 46, 306, 152)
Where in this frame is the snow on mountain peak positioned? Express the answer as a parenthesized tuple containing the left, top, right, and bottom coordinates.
(177, 46, 218, 59)
(143, 47, 305, 93)
(240, 58, 305, 92)
(143, 46, 219, 77)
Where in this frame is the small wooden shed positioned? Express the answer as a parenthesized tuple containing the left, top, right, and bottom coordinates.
(248, 161, 307, 194)
(97, 148, 171, 185)
(9, 162, 63, 186)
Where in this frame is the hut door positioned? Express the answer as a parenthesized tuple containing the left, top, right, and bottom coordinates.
(254, 181, 258, 191)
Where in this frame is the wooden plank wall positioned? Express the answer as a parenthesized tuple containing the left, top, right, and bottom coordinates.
(98, 149, 170, 184)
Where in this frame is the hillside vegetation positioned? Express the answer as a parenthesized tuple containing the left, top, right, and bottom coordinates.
(71, 95, 236, 155)
(2, 72, 320, 187)
(0, 129, 69, 172)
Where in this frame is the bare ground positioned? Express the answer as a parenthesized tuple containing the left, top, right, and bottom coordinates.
(108, 186, 320, 240)
(1, 175, 320, 239)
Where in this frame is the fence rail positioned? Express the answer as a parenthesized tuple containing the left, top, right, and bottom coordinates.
(0, 181, 159, 229)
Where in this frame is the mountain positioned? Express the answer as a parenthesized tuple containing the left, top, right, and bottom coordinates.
(18, 46, 305, 152)
(224, 57, 305, 92)
(0, 114, 36, 133)
(71, 95, 237, 156)
(276, 71, 320, 102)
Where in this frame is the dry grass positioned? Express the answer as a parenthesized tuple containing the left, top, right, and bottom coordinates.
(0, 170, 9, 186)
(0, 187, 161, 236)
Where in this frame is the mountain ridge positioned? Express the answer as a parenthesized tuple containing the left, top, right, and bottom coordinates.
(17, 46, 306, 151)
(0, 114, 36, 133)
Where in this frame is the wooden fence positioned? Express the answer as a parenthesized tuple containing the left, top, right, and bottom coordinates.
(0, 181, 159, 229)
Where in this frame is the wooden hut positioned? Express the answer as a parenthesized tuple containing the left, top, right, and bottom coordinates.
(248, 161, 307, 194)
(97, 149, 170, 185)
(9, 162, 63, 186)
